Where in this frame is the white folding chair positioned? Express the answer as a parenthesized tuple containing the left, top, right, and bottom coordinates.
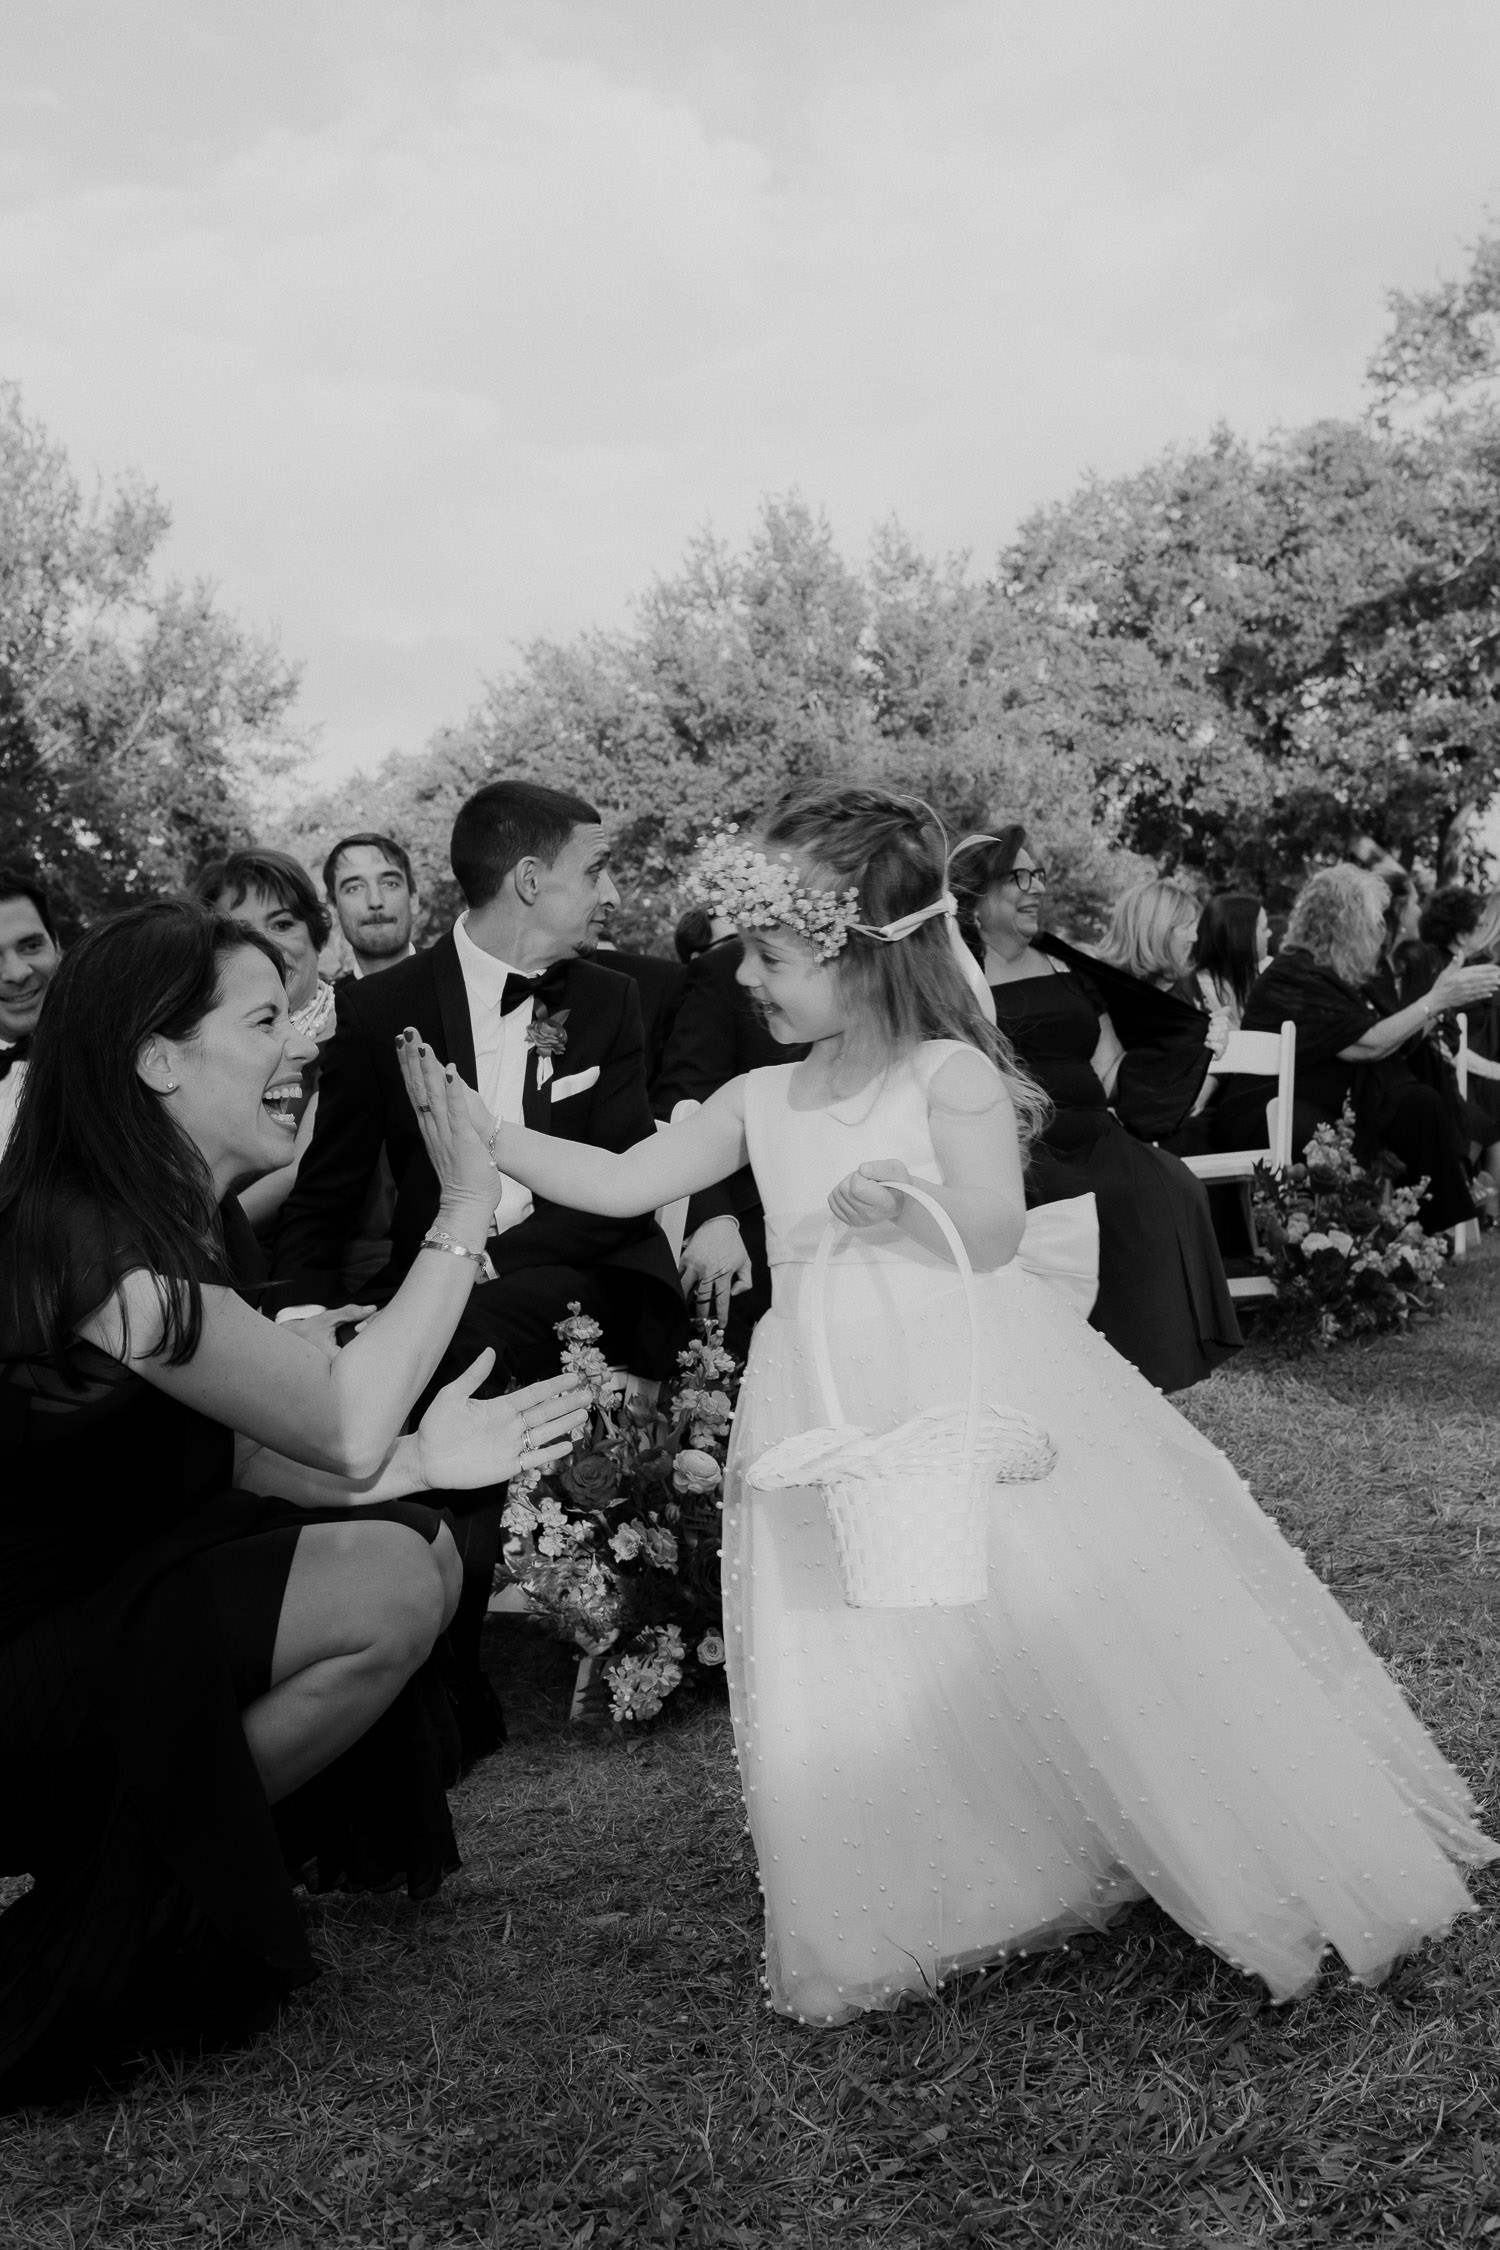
(1451, 1012, 1480, 1261)
(1181, 1020, 1297, 1303)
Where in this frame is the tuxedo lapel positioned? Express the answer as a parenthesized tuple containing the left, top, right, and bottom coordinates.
(430, 932, 478, 1082)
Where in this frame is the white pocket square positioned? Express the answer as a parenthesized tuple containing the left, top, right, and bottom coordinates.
(548, 1065, 600, 1103)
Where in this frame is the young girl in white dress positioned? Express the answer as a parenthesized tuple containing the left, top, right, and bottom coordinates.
(407, 784, 1496, 2026)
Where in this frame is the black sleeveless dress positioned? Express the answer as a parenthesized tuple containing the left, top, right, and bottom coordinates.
(0, 1198, 459, 2102)
(992, 966, 1241, 1393)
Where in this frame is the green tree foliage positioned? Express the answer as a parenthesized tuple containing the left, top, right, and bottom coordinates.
(293, 228, 1500, 934)
(0, 382, 303, 928)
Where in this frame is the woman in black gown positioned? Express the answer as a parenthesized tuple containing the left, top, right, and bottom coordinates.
(0, 903, 586, 2102)
(1216, 866, 1499, 1233)
(951, 830, 1240, 1394)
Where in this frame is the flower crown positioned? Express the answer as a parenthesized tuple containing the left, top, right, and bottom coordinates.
(683, 824, 954, 962)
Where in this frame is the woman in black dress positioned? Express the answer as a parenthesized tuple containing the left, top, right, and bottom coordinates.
(1216, 867, 1499, 1233)
(950, 831, 1240, 1394)
(0, 903, 586, 2101)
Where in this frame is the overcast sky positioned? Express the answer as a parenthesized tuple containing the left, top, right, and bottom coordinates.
(4, 1, 1500, 784)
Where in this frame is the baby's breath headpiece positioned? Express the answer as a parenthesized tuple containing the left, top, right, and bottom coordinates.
(684, 823, 960, 963)
(683, 826, 862, 962)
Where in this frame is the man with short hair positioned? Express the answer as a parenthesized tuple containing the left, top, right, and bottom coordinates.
(269, 782, 688, 1758)
(0, 868, 62, 1157)
(324, 831, 420, 977)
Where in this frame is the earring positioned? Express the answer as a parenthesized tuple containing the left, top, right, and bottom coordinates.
(162, 1080, 178, 1093)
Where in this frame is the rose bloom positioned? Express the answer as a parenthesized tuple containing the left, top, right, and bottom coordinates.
(672, 1447, 722, 1496)
(563, 1450, 619, 1506)
(696, 1631, 726, 1667)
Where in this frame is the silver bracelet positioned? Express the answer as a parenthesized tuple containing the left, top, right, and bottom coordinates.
(420, 1228, 486, 1267)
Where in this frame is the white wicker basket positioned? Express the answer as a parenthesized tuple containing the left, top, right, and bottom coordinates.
(748, 1182, 1056, 1609)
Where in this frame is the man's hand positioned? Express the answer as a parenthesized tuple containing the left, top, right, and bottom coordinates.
(679, 1216, 752, 1325)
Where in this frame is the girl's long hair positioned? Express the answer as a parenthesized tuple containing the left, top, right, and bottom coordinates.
(1194, 891, 1265, 1016)
(1095, 878, 1200, 989)
(0, 900, 287, 1367)
(758, 785, 1051, 1150)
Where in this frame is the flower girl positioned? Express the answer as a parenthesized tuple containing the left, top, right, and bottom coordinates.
(401, 784, 1494, 2025)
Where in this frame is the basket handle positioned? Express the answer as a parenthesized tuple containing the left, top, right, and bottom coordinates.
(807, 1180, 982, 1477)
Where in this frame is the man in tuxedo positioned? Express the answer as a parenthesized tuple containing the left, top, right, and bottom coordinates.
(0, 868, 62, 1160)
(269, 780, 687, 1754)
(653, 934, 809, 1357)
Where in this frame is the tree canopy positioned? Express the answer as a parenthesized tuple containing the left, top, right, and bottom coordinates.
(0, 382, 303, 929)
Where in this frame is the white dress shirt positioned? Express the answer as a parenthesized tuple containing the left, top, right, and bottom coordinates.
(0, 1047, 24, 1159)
(452, 914, 536, 1236)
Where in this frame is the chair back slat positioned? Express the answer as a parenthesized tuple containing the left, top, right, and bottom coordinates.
(1217, 1030, 1284, 1076)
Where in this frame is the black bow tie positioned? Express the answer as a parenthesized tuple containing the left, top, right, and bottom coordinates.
(498, 964, 567, 1017)
(0, 1036, 31, 1082)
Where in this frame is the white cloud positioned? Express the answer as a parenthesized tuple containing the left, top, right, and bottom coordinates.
(1, 0, 1499, 778)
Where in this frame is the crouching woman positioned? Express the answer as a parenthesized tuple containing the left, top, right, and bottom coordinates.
(0, 902, 585, 2102)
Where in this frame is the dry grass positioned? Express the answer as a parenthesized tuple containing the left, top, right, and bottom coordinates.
(6, 1250, 1500, 2247)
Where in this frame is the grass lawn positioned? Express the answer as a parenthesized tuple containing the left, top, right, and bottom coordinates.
(5, 1249, 1500, 2249)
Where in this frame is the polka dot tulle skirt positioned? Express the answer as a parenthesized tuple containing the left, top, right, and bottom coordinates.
(726, 1053, 1497, 2025)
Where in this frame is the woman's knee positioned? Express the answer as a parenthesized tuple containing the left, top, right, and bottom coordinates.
(337, 1522, 448, 1671)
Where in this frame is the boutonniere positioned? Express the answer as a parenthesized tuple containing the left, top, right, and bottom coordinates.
(527, 1004, 570, 1087)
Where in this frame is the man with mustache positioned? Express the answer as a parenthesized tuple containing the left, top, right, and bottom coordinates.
(0, 868, 62, 1160)
(325, 830, 420, 978)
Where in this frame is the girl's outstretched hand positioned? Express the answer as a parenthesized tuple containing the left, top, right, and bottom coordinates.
(415, 1356, 591, 1490)
(828, 1159, 911, 1228)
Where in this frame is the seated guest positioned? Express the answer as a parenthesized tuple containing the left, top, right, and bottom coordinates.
(673, 905, 716, 964)
(1194, 892, 1270, 1027)
(0, 900, 586, 2100)
(324, 831, 420, 977)
(193, 849, 337, 1235)
(951, 830, 1240, 1393)
(267, 780, 687, 1750)
(1096, 877, 1203, 1001)
(1216, 866, 1500, 1232)
(653, 932, 810, 1356)
(1455, 889, 1500, 1200)
(0, 866, 62, 1161)
(591, 937, 686, 1082)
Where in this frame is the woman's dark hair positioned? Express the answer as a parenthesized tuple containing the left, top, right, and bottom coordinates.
(192, 847, 332, 950)
(0, 901, 287, 1369)
(0, 863, 58, 944)
(1378, 869, 1416, 950)
(1418, 885, 1479, 955)
(674, 905, 715, 963)
(450, 780, 601, 911)
(1194, 892, 1264, 1016)
(947, 824, 1029, 960)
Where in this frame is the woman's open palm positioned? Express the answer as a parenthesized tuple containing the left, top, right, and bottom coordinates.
(415, 1354, 591, 1490)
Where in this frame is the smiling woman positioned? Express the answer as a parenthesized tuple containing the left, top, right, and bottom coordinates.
(0, 900, 588, 2103)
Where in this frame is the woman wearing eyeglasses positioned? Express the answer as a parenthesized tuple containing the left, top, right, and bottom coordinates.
(951, 828, 1240, 1393)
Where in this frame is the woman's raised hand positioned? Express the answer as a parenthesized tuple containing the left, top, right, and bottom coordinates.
(396, 1030, 501, 1219)
(829, 1158, 911, 1227)
(1429, 961, 1500, 1015)
(415, 1356, 591, 1490)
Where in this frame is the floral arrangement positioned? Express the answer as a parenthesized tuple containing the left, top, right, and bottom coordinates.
(683, 823, 861, 963)
(498, 1304, 741, 1723)
(1249, 1111, 1448, 1352)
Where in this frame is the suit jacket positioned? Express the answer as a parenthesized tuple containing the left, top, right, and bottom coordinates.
(266, 933, 682, 1316)
(652, 937, 810, 1233)
(592, 948, 687, 1083)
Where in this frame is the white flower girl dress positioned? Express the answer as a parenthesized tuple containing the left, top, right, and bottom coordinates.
(722, 1043, 1495, 2025)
